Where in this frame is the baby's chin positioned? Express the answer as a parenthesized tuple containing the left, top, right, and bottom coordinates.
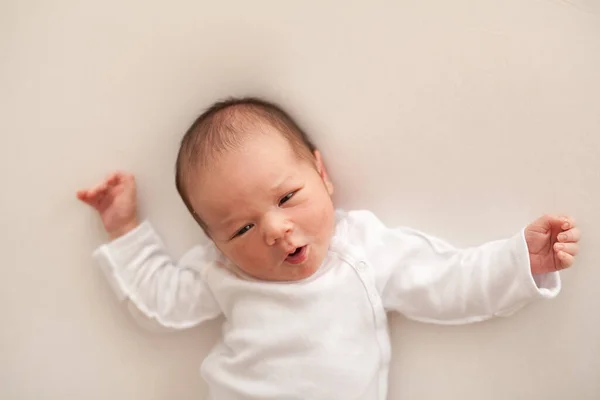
(252, 262, 319, 282)
(238, 245, 328, 282)
(249, 259, 321, 282)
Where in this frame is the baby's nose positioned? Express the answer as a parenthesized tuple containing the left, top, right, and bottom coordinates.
(262, 215, 293, 246)
(265, 226, 292, 246)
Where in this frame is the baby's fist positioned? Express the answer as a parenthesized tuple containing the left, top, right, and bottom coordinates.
(77, 171, 139, 239)
(525, 214, 580, 275)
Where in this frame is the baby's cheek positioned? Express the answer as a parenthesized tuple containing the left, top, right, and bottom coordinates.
(231, 241, 271, 273)
(318, 193, 335, 223)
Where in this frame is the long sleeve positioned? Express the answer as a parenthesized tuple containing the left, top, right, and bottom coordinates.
(345, 210, 561, 325)
(93, 221, 222, 330)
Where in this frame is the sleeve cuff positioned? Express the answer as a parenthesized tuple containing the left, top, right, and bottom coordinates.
(92, 220, 158, 301)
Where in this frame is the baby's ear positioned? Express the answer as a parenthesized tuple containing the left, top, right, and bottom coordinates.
(313, 150, 334, 195)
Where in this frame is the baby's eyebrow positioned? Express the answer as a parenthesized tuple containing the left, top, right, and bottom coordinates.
(215, 207, 257, 234)
(271, 175, 295, 192)
(215, 216, 241, 233)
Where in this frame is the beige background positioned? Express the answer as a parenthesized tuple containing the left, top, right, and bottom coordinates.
(2, 0, 599, 399)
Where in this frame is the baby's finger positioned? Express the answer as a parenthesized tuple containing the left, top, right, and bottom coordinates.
(77, 190, 98, 207)
(83, 191, 108, 210)
(106, 171, 123, 185)
(88, 182, 109, 197)
(554, 242, 579, 256)
(77, 189, 99, 201)
(557, 251, 575, 269)
(557, 227, 581, 243)
(559, 215, 576, 230)
(76, 190, 88, 200)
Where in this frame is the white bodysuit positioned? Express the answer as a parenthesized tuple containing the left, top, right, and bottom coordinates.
(93, 210, 560, 400)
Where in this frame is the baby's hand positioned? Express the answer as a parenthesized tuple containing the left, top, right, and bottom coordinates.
(77, 171, 139, 240)
(525, 215, 581, 275)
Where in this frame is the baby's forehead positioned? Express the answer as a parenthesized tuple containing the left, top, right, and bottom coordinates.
(200, 129, 304, 177)
(205, 124, 307, 169)
(214, 106, 311, 150)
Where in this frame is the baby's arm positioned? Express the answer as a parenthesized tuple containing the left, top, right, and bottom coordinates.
(346, 210, 563, 325)
(78, 172, 221, 330)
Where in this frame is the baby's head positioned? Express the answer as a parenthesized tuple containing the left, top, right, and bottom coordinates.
(176, 98, 335, 282)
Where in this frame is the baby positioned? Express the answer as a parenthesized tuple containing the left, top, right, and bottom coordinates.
(77, 97, 581, 400)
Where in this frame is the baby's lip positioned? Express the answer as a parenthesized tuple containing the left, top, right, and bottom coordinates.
(282, 242, 304, 254)
(284, 246, 300, 254)
(285, 245, 308, 265)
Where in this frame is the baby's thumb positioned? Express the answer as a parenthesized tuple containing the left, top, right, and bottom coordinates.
(76, 190, 100, 209)
(76, 190, 88, 202)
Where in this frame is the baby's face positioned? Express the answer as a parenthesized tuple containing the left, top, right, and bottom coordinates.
(189, 127, 335, 281)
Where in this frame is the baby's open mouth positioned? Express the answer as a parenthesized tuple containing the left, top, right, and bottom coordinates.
(285, 246, 308, 264)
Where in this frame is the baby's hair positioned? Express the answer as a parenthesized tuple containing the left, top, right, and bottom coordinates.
(175, 97, 317, 234)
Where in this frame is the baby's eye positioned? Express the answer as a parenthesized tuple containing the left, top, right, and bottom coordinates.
(233, 224, 254, 238)
(279, 191, 296, 206)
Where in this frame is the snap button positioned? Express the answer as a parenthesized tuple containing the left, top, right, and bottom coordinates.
(357, 260, 367, 272)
